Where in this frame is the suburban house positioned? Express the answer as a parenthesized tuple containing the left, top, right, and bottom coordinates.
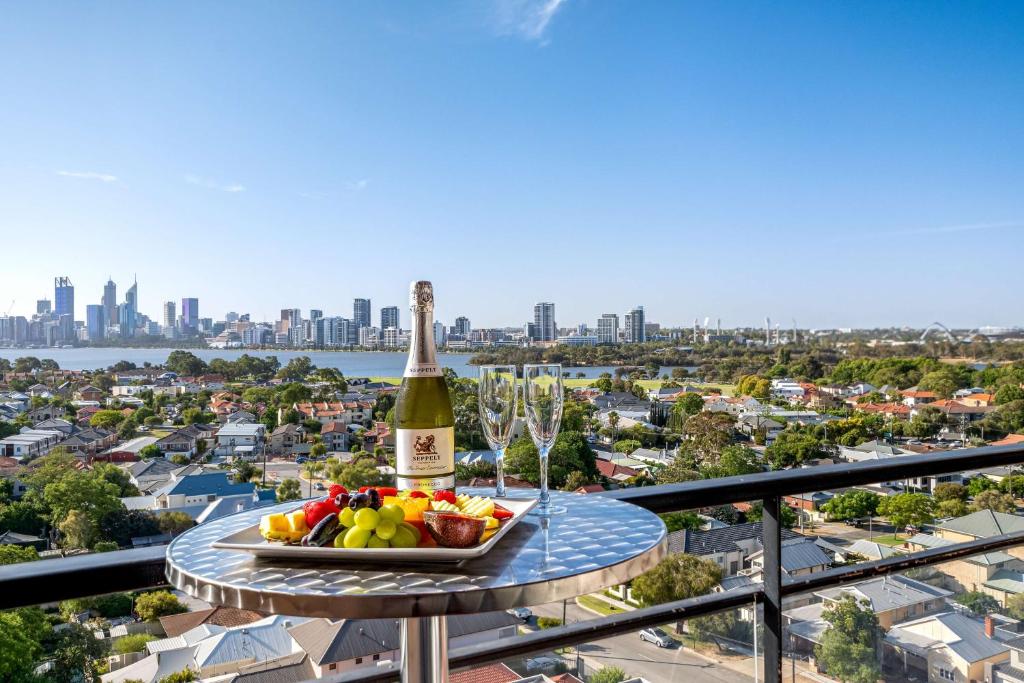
(667, 522, 801, 577)
(935, 510, 1024, 562)
(214, 423, 266, 459)
(60, 427, 118, 458)
(124, 459, 184, 494)
(292, 401, 374, 427)
(902, 390, 939, 406)
(746, 537, 831, 579)
(319, 422, 350, 453)
(154, 471, 257, 510)
(989, 634, 1024, 683)
(98, 436, 160, 462)
(0, 428, 64, 460)
(903, 533, 1024, 605)
(74, 385, 105, 402)
(816, 575, 953, 630)
(839, 440, 962, 492)
(736, 414, 784, 444)
(270, 423, 306, 455)
(155, 424, 217, 458)
(884, 612, 1013, 683)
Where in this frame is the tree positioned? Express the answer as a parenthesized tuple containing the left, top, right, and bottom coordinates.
(972, 489, 1017, 514)
(276, 356, 315, 382)
(44, 474, 123, 530)
(158, 511, 195, 537)
(113, 633, 157, 654)
(631, 554, 721, 606)
(51, 623, 106, 683)
(660, 511, 703, 532)
(766, 430, 827, 469)
(1005, 593, 1024, 620)
(134, 591, 187, 622)
(933, 482, 967, 503)
(0, 544, 39, 565)
(590, 667, 627, 683)
(503, 432, 599, 488)
(90, 409, 126, 430)
(821, 490, 880, 521)
(955, 591, 1001, 616)
(328, 459, 390, 490)
(877, 493, 934, 533)
(158, 670, 198, 683)
(613, 439, 642, 454)
(814, 596, 880, 683)
(277, 478, 302, 502)
(0, 609, 46, 682)
(746, 500, 798, 528)
(234, 461, 259, 484)
(60, 509, 96, 549)
(937, 498, 969, 518)
(311, 442, 327, 459)
(701, 444, 762, 479)
(165, 350, 209, 377)
(968, 476, 998, 497)
(656, 453, 701, 485)
(139, 444, 163, 459)
(682, 412, 734, 467)
(561, 470, 594, 492)
(94, 540, 119, 552)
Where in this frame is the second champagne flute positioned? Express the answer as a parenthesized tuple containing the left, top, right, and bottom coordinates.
(523, 363, 566, 516)
(477, 365, 517, 497)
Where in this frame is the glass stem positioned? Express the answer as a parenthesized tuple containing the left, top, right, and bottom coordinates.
(495, 447, 506, 498)
(539, 445, 550, 509)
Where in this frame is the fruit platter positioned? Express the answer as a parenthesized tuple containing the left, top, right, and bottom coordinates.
(211, 485, 537, 562)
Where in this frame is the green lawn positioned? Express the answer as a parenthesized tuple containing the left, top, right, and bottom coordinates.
(576, 595, 627, 616)
(866, 534, 906, 547)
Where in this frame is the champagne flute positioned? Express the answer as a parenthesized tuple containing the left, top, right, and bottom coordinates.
(478, 365, 518, 498)
(523, 364, 566, 516)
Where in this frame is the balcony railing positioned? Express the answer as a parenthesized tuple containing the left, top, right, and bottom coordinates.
(4, 442, 1024, 682)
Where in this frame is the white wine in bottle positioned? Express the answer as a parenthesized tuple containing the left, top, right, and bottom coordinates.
(395, 280, 456, 494)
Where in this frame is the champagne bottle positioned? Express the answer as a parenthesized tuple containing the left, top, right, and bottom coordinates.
(395, 280, 456, 494)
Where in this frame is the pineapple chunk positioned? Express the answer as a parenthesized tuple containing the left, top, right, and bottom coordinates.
(267, 513, 290, 533)
(287, 509, 308, 533)
(460, 496, 495, 519)
(484, 516, 499, 530)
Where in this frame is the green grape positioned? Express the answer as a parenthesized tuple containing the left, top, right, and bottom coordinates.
(379, 504, 405, 524)
(399, 522, 422, 543)
(376, 520, 397, 540)
(367, 534, 390, 549)
(338, 507, 357, 528)
(354, 508, 380, 531)
(390, 527, 417, 548)
(343, 527, 372, 549)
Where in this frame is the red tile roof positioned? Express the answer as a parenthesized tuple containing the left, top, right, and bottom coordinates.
(596, 459, 639, 479)
(575, 484, 606, 493)
(159, 606, 267, 637)
(450, 663, 520, 683)
(991, 434, 1024, 447)
(902, 390, 937, 399)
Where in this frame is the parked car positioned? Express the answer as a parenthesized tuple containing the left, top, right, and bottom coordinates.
(524, 656, 561, 672)
(295, 456, 308, 464)
(639, 627, 674, 648)
(508, 607, 532, 621)
(314, 482, 326, 491)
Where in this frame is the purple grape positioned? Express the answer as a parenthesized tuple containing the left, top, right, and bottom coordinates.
(334, 492, 350, 508)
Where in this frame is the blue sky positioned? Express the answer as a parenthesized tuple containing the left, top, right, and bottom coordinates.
(1, 1, 1022, 330)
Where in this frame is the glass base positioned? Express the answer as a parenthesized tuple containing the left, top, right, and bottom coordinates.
(530, 504, 567, 517)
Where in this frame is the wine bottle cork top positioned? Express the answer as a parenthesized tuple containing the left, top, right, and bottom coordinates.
(410, 280, 434, 310)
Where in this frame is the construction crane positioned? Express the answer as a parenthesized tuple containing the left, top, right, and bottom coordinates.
(4, 300, 13, 316)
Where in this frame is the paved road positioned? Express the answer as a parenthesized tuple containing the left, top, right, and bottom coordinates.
(530, 601, 755, 683)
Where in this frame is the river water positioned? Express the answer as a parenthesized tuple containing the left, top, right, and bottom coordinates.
(0, 347, 692, 379)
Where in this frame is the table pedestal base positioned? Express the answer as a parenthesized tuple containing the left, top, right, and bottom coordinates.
(400, 615, 448, 683)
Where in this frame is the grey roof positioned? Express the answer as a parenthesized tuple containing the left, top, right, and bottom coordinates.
(845, 539, 898, 560)
(816, 575, 952, 612)
(750, 537, 831, 572)
(289, 612, 520, 666)
(889, 611, 1010, 663)
(984, 570, 1024, 594)
(937, 510, 1024, 539)
(232, 652, 317, 683)
(905, 533, 1015, 566)
(0, 530, 44, 544)
(720, 575, 754, 592)
(668, 522, 801, 556)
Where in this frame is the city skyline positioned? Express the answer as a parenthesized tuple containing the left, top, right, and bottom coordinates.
(1, 3, 1023, 328)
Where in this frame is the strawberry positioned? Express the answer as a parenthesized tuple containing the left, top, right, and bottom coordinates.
(376, 486, 398, 497)
(433, 490, 457, 505)
(303, 499, 336, 528)
(328, 484, 348, 499)
(492, 504, 514, 520)
(358, 486, 371, 493)
(407, 490, 429, 499)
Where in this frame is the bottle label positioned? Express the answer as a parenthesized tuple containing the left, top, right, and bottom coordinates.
(403, 362, 441, 378)
(396, 427, 454, 477)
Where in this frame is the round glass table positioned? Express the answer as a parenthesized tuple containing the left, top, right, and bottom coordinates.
(165, 489, 666, 682)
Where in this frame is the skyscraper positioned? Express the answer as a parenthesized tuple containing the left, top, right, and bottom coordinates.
(36, 299, 51, 315)
(353, 299, 371, 329)
(454, 316, 471, 337)
(624, 306, 646, 343)
(597, 314, 619, 344)
(54, 276, 74, 320)
(86, 305, 105, 341)
(103, 278, 117, 325)
(280, 308, 301, 330)
(120, 279, 137, 338)
(309, 309, 323, 322)
(181, 298, 199, 332)
(533, 302, 556, 342)
(163, 301, 177, 331)
(381, 306, 399, 330)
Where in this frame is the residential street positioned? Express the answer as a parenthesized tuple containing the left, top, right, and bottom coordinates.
(530, 601, 755, 683)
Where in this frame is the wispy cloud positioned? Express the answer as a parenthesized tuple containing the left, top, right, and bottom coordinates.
(56, 170, 118, 183)
(345, 179, 369, 192)
(885, 220, 1024, 236)
(493, 0, 568, 42)
(185, 174, 245, 193)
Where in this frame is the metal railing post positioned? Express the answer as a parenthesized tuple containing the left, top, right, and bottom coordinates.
(762, 495, 782, 683)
